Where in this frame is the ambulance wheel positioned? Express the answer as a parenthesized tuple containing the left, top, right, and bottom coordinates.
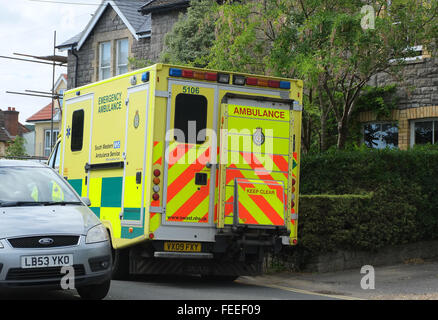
(77, 279, 111, 300)
(111, 248, 130, 280)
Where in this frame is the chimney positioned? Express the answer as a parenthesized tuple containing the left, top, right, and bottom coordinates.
(4, 107, 19, 137)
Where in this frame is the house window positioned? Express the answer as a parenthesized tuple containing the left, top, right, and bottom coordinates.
(58, 89, 65, 108)
(44, 129, 59, 158)
(174, 93, 208, 144)
(364, 122, 398, 149)
(116, 38, 129, 75)
(99, 41, 111, 80)
(411, 119, 438, 146)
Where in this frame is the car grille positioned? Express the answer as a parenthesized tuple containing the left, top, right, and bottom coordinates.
(6, 265, 86, 281)
(8, 235, 80, 248)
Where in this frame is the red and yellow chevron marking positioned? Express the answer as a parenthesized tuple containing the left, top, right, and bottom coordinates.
(234, 178, 285, 226)
(153, 141, 163, 166)
(165, 142, 211, 224)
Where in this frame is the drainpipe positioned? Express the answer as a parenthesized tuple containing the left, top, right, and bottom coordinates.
(71, 45, 79, 88)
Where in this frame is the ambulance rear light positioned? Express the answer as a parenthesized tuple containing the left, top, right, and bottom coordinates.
(268, 80, 280, 88)
(217, 73, 230, 84)
(291, 200, 295, 207)
(246, 77, 258, 86)
(141, 72, 150, 82)
(153, 177, 160, 185)
(258, 79, 269, 87)
(153, 169, 161, 177)
(193, 71, 205, 80)
(182, 69, 194, 78)
(292, 239, 298, 245)
(149, 233, 155, 240)
(232, 75, 246, 86)
(205, 72, 217, 81)
(292, 179, 296, 186)
(246, 77, 269, 87)
(279, 81, 291, 89)
(152, 193, 159, 201)
(169, 68, 182, 77)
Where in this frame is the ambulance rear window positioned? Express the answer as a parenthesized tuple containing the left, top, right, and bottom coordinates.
(71, 110, 84, 152)
(174, 93, 207, 144)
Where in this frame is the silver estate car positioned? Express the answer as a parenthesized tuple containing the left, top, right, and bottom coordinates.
(0, 160, 112, 299)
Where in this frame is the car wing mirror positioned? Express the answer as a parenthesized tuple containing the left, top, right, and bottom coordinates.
(81, 197, 91, 207)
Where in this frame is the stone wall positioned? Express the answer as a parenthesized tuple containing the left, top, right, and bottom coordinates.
(360, 57, 438, 149)
(370, 57, 438, 110)
(67, 6, 184, 89)
(303, 241, 438, 273)
(149, 10, 182, 62)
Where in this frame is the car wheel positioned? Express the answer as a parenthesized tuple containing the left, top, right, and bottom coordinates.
(111, 247, 130, 280)
(77, 279, 111, 300)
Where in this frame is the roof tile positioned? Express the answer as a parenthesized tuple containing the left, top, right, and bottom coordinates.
(26, 102, 59, 122)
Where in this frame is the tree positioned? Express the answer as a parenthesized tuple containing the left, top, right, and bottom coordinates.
(5, 136, 27, 158)
(160, 0, 220, 67)
(208, 0, 438, 149)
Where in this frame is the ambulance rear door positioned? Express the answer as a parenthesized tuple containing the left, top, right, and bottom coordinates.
(157, 80, 218, 242)
(218, 95, 297, 231)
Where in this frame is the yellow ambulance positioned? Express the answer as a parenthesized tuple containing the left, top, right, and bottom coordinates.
(49, 63, 303, 279)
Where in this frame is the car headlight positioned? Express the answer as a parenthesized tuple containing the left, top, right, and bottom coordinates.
(86, 224, 109, 244)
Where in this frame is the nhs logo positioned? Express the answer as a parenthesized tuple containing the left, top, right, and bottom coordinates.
(113, 140, 121, 149)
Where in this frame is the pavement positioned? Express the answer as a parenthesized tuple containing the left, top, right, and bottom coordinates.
(238, 258, 438, 300)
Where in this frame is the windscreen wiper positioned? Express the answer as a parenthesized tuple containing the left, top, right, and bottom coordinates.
(0, 201, 83, 207)
(42, 201, 83, 206)
(0, 201, 46, 207)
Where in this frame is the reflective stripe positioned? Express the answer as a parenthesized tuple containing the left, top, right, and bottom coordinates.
(165, 144, 211, 223)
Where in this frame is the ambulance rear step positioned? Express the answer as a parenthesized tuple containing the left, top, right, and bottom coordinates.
(154, 252, 214, 259)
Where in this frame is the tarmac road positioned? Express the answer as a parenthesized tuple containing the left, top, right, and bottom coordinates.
(0, 275, 342, 300)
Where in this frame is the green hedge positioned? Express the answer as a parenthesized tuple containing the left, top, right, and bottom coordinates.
(294, 147, 438, 255)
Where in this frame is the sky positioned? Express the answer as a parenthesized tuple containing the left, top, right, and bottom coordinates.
(0, 0, 101, 124)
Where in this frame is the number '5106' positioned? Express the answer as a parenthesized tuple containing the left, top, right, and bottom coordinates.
(182, 86, 200, 94)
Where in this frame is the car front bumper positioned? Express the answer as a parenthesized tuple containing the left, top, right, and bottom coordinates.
(0, 236, 112, 289)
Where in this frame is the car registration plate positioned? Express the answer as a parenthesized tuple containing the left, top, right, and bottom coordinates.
(21, 254, 73, 269)
(164, 242, 201, 252)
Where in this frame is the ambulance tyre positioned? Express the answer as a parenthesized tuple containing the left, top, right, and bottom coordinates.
(77, 279, 111, 300)
(111, 247, 130, 280)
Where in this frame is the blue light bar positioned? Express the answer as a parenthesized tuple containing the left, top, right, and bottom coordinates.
(279, 81, 291, 89)
(169, 68, 182, 77)
(141, 72, 150, 82)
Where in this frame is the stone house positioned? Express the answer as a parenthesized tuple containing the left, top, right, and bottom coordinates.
(358, 49, 438, 150)
(56, 0, 189, 90)
(0, 108, 29, 157)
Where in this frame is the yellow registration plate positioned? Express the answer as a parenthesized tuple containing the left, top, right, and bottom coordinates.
(164, 242, 201, 252)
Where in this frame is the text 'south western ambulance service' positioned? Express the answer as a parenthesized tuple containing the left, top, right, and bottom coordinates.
(50, 63, 303, 279)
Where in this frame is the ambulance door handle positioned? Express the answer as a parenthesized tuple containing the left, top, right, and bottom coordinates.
(206, 162, 217, 170)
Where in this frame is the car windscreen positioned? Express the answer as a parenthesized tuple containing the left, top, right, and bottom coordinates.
(0, 167, 81, 205)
